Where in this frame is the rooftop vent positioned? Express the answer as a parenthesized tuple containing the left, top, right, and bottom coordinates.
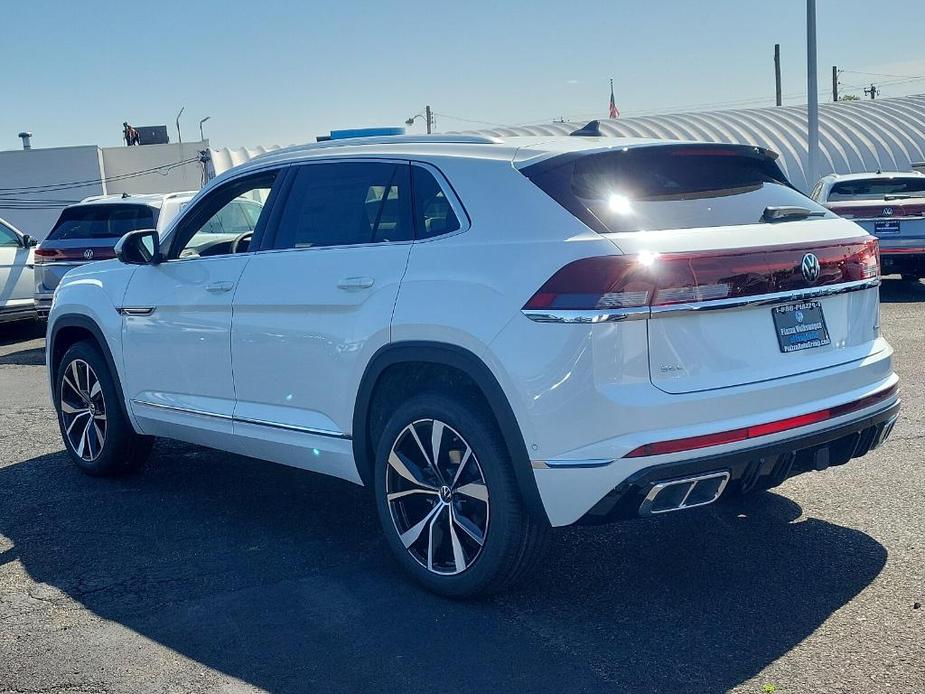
(17, 131, 32, 150)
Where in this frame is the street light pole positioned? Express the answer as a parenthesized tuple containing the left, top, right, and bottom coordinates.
(199, 116, 211, 142)
(176, 106, 185, 144)
(806, 0, 820, 189)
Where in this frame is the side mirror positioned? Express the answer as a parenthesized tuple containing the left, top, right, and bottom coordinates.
(115, 229, 161, 265)
(21, 234, 37, 247)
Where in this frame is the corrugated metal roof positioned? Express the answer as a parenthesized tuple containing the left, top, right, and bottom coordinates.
(465, 94, 925, 191)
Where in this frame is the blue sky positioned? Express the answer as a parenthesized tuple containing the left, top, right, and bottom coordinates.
(4, 0, 924, 150)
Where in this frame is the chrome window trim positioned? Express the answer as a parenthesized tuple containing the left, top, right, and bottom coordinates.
(522, 278, 880, 323)
(34, 261, 95, 268)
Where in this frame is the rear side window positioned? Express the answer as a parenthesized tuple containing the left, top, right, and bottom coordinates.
(273, 162, 412, 249)
(828, 177, 925, 200)
(412, 166, 460, 239)
(523, 145, 832, 233)
(48, 204, 157, 240)
(0, 222, 18, 247)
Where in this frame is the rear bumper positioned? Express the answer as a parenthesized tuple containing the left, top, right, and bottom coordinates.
(34, 292, 54, 318)
(0, 303, 38, 324)
(578, 399, 900, 524)
(879, 247, 925, 277)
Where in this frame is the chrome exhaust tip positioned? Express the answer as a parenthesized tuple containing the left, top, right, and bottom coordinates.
(639, 471, 730, 516)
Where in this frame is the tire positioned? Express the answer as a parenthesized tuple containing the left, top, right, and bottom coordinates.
(373, 392, 549, 597)
(55, 340, 153, 476)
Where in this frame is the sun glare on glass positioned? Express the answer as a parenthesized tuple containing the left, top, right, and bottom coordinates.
(607, 193, 633, 215)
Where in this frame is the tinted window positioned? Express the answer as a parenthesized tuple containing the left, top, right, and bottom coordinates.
(273, 162, 412, 249)
(828, 177, 925, 200)
(524, 145, 832, 233)
(0, 223, 18, 247)
(412, 166, 460, 239)
(48, 204, 157, 240)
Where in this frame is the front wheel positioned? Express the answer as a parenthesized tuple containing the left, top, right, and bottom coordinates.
(373, 393, 549, 597)
(55, 340, 153, 476)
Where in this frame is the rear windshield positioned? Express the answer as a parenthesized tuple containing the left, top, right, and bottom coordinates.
(48, 204, 157, 241)
(523, 145, 832, 233)
(828, 177, 925, 201)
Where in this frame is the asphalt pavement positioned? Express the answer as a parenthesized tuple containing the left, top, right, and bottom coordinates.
(0, 278, 922, 694)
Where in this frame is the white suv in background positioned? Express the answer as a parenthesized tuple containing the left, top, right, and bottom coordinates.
(46, 132, 899, 596)
(812, 171, 925, 282)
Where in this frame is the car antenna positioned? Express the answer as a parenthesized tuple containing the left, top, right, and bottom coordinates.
(570, 120, 603, 137)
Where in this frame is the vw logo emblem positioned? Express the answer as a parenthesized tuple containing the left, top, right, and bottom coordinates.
(83, 249, 94, 260)
(801, 252, 821, 283)
(795, 310, 804, 323)
(882, 207, 893, 216)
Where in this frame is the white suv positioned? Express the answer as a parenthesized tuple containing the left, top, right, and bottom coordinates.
(46, 132, 900, 596)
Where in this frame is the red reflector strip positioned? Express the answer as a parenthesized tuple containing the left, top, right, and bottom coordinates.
(880, 247, 925, 255)
(624, 384, 898, 458)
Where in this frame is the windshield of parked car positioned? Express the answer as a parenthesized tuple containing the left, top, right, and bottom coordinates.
(828, 177, 925, 200)
(524, 145, 833, 233)
(47, 204, 157, 240)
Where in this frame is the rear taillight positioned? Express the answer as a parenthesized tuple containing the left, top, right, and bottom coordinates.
(33, 247, 58, 264)
(523, 237, 879, 313)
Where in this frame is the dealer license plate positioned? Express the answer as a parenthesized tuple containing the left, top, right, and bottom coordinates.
(772, 301, 831, 353)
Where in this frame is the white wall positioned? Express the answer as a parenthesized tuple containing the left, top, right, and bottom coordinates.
(0, 141, 209, 240)
(0, 145, 104, 238)
(101, 141, 207, 196)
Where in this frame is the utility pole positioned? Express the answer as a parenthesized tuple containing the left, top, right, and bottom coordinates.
(832, 66, 839, 101)
(864, 83, 879, 99)
(176, 106, 185, 144)
(774, 44, 782, 106)
(425, 105, 433, 134)
(806, 0, 820, 189)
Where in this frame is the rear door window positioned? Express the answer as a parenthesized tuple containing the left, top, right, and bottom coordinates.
(47, 204, 157, 240)
(523, 145, 833, 233)
(272, 162, 412, 249)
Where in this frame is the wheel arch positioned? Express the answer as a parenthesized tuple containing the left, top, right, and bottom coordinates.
(353, 341, 548, 523)
(48, 314, 130, 422)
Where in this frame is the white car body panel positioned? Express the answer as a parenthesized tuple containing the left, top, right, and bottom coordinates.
(0, 218, 36, 321)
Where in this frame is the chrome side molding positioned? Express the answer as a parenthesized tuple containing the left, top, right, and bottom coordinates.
(118, 306, 156, 316)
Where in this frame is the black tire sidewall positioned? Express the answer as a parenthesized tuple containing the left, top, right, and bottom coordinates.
(373, 393, 526, 597)
(55, 341, 142, 476)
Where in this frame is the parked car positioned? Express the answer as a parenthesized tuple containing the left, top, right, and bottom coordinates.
(811, 171, 925, 282)
(33, 192, 199, 317)
(0, 216, 38, 324)
(46, 133, 899, 596)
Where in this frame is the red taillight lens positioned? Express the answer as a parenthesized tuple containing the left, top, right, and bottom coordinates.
(523, 237, 879, 312)
(33, 247, 58, 263)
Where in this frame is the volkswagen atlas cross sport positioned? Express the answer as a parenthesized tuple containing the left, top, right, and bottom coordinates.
(46, 130, 899, 597)
(34, 190, 264, 317)
(812, 170, 925, 282)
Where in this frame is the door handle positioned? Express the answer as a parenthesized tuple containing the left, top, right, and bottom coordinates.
(206, 281, 235, 293)
(337, 276, 375, 290)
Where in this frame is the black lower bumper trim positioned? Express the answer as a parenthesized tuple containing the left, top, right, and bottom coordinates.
(578, 400, 900, 525)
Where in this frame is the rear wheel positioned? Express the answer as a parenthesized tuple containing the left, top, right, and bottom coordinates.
(373, 393, 549, 597)
(55, 340, 152, 476)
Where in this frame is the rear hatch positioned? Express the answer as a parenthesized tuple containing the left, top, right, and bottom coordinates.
(35, 203, 157, 293)
(826, 197, 925, 248)
(522, 142, 883, 395)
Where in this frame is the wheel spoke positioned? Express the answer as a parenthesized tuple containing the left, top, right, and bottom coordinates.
(430, 420, 445, 476)
(450, 446, 472, 488)
(90, 380, 101, 399)
(427, 505, 443, 571)
(409, 422, 446, 485)
(387, 488, 438, 502)
(76, 417, 92, 458)
(61, 401, 88, 415)
(388, 450, 437, 490)
(63, 372, 82, 401)
(451, 505, 485, 546)
(399, 501, 443, 549)
(447, 509, 468, 572)
(65, 410, 90, 436)
(456, 481, 489, 503)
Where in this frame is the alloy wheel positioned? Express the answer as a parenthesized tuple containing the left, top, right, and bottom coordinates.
(60, 359, 107, 461)
(386, 419, 490, 575)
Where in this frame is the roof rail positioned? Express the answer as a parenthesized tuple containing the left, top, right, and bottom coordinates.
(253, 134, 503, 160)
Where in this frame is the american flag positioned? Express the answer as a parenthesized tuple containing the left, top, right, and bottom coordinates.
(609, 80, 620, 119)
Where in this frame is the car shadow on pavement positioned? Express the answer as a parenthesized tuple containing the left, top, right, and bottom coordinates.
(0, 442, 886, 694)
(0, 346, 45, 366)
(0, 320, 43, 347)
(879, 276, 925, 303)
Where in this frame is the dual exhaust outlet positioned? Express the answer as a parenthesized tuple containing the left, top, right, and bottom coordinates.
(639, 471, 730, 516)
